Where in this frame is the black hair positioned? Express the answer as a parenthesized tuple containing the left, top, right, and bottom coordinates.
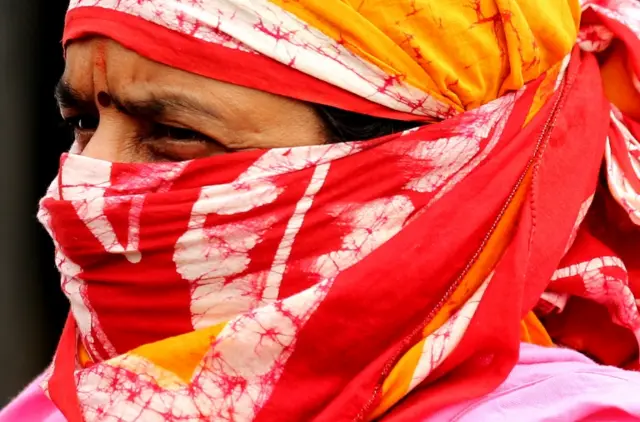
(315, 104, 424, 142)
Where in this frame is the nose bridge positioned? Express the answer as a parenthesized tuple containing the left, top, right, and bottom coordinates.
(80, 117, 127, 162)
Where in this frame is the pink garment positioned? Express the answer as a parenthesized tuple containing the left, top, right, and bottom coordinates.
(2, 344, 639, 421)
(0, 376, 64, 422)
(427, 343, 640, 421)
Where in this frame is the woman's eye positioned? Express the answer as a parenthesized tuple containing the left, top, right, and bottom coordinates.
(152, 124, 208, 142)
(146, 124, 230, 161)
(64, 115, 99, 131)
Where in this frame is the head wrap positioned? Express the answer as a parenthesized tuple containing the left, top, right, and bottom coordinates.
(63, 0, 581, 119)
(41, 0, 640, 420)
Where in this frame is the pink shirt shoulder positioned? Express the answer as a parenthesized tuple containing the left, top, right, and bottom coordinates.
(2, 344, 640, 421)
(0, 376, 64, 422)
(426, 343, 640, 421)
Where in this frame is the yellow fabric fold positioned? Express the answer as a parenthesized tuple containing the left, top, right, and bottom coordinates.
(132, 322, 227, 382)
(368, 166, 537, 420)
(521, 311, 554, 347)
(269, 0, 580, 111)
(601, 41, 640, 120)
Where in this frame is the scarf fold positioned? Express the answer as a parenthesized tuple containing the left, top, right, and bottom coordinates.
(41, 0, 640, 420)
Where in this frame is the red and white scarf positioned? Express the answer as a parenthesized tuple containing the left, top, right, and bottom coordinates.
(39, 0, 640, 420)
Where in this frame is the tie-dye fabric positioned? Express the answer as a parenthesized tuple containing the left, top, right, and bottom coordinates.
(41, 0, 640, 421)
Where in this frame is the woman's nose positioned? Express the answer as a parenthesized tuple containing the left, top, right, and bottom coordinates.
(80, 107, 140, 163)
(80, 121, 126, 162)
(80, 90, 140, 162)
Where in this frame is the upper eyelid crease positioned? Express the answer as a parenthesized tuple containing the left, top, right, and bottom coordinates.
(112, 94, 219, 122)
(111, 96, 166, 119)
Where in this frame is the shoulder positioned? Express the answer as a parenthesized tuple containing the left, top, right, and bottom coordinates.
(428, 343, 640, 422)
(0, 374, 64, 422)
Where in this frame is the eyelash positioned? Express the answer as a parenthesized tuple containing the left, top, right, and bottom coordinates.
(151, 125, 208, 142)
(61, 115, 99, 132)
(62, 115, 211, 143)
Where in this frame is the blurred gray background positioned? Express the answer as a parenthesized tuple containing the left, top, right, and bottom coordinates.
(0, 0, 70, 406)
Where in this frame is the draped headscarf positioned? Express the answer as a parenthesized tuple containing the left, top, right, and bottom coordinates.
(42, 0, 640, 420)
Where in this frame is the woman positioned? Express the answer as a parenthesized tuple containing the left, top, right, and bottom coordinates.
(1, 0, 640, 420)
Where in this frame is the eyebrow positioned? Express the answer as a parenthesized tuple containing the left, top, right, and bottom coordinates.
(54, 79, 93, 110)
(54, 78, 219, 121)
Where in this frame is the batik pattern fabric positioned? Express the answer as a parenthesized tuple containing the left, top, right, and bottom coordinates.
(39, 0, 640, 421)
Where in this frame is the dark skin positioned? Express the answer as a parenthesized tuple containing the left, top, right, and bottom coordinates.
(57, 37, 329, 163)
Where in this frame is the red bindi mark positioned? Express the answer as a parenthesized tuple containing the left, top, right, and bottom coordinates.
(95, 40, 107, 72)
(97, 91, 112, 108)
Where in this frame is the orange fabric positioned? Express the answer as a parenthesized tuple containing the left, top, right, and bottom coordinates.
(521, 312, 554, 347)
(370, 166, 535, 419)
(77, 343, 93, 368)
(269, 0, 580, 110)
(601, 41, 640, 120)
(132, 323, 227, 382)
(525, 62, 564, 125)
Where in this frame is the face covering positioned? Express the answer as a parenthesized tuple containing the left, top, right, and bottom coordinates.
(39, 143, 367, 358)
(37, 54, 640, 421)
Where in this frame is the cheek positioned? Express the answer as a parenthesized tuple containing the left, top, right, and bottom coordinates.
(273, 108, 327, 146)
(213, 85, 328, 148)
(235, 112, 327, 148)
(265, 122, 327, 147)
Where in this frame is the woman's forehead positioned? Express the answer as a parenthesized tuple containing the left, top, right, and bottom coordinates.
(64, 38, 173, 92)
(63, 37, 279, 103)
(59, 37, 325, 134)
(62, 37, 238, 113)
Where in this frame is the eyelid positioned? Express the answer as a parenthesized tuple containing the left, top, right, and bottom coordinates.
(62, 114, 99, 131)
(150, 122, 218, 143)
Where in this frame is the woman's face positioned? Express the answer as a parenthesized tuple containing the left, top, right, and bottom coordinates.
(58, 38, 329, 162)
